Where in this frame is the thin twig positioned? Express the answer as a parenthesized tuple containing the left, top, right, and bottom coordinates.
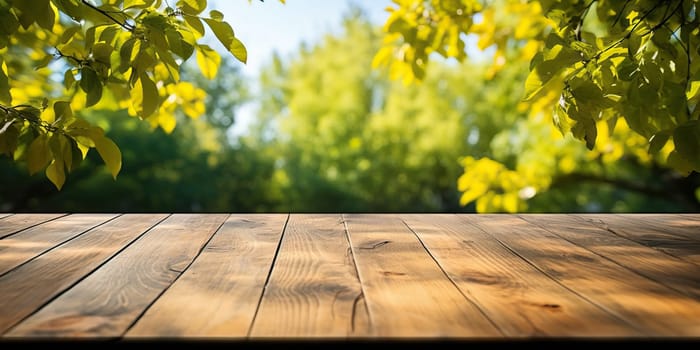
(81, 0, 135, 31)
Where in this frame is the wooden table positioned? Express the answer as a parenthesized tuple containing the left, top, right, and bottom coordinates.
(0, 213, 698, 340)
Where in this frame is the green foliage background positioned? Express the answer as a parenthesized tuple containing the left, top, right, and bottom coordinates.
(2, 7, 698, 213)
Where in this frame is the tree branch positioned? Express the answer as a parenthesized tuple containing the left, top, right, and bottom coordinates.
(81, 0, 135, 31)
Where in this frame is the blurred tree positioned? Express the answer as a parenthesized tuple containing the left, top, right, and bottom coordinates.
(254, 9, 699, 212)
(253, 10, 475, 212)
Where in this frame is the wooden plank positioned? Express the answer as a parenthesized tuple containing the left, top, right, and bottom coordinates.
(126, 214, 288, 337)
(676, 214, 700, 222)
(344, 214, 500, 337)
(0, 214, 12, 220)
(248, 214, 368, 338)
(465, 214, 700, 336)
(519, 214, 700, 300)
(4, 214, 229, 338)
(610, 214, 700, 241)
(0, 214, 67, 239)
(0, 214, 117, 276)
(401, 214, 639, 337)
(0, 214, 168, 334)
(574, 214, 700, 266)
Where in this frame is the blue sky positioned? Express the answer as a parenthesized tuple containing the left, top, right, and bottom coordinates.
(204, 0, 394, 136)
(209, 0, 393, 76)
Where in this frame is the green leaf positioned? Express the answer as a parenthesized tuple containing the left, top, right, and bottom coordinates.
(667, 150, 695, 176)
(202, 18, 246, 63)
(92, 42, 113, 65)
(140, 73, 159, 118)
(177, 0, 208, 15)
(63, 69, 76, 91)
(553, 103, 573, 135)
(209, 10, 224, 21)
(673, 120, 700, 170)
(59, 26, 81, 45)
(628, 33, 641, 56)
(119, 38, 141, 72)
(46, 159, 66, 190)
(0, 123, 19, 156)
(0, 8, 20, 35)
(166, 29, 193, 60)
(0, 59, 11, 104)
(80, 67, 103, 107)
(183, 14, 205, 38)
(53, 101, 73, 124)
(615, 58, 638, 81)
(524, 43, 580, 101)
(229, 37, 247, 64)
(93, 134, 122, 179)
(130, 46, 156, 85)
(687, 81, 700, 101)
(67, 137, 83, 171)
(35, 0, 55, 30)
(203, 18, 235, 48)
(154, 46, 181, 81)
(648, 130, 671, 154)
(124, 0, 154, 9)
(13, 0, 40, 29)
(27, 134, 51, 175)
(195, 44, 220, 79)
(571, 118, 597, 150)
(640, 60, 663, 91)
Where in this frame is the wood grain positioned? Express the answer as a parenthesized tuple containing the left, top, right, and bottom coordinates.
(574, 214, 700, 266)
(0, 214, 67, 239)
(0, 214, 116, 276)
(4, 214, 228, 338)
(608, 214, 700, 241)
(465, 214, 700, 336)
(344, 214, 501, 337)
(1, 213, 699, 339)
(0, 214, 168, 334)
(519, 214, 700, 300)
(126, 214, 288, 337)
(401, 214, 639, 337)
(249, 214, 368, 338)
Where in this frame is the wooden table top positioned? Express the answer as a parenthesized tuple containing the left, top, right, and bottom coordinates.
(0, 213, 698, 340)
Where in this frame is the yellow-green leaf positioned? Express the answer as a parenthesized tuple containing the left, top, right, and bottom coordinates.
(92, 42, 113, 65)
(209, 9, 224, 21)
(203, 18, 235, 48)
(80, 67, 103, 107)
(183, 14, 205, 38)
(94, 135, 122, 179)
(140, 73, 159, 118)
(195, 44, 220, 79)
(27, 134, 51, 175)
(229, 37, 247, 64)
(53, 101, 73, 125)
(0, 7, 20, 35)
(124, 0, 153, 9)
(46, 159, 66, 190)
(177, 0, 207, 15)
(35, 0, 55, 30)
(673, 120, 700, 169)
(0, 59, 10, 104)
(62, 69, 75, 91)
